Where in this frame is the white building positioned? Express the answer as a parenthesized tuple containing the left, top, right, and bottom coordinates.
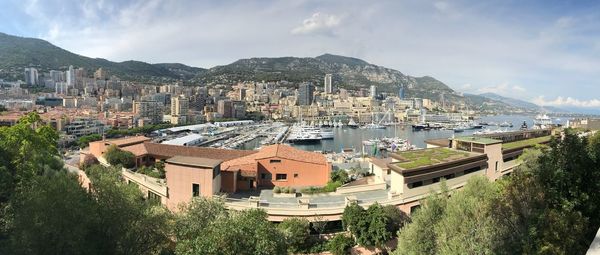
(370, 85, 377, 98)
(161, 133, 205, 146)
(324, 74, 333, 94)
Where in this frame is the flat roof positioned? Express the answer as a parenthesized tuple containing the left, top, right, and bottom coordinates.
(392, 147, 472, 170)
(502, 135, 552, 150)
(166, 156, 222, 168)
(108, 136, 151, 147)
(162, 133, 204, 145)
(453, 136, 502, 145)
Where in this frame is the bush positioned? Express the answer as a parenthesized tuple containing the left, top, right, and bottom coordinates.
(104, 145, 135, 168)
(273, 186, 281, 194)
(277, 218, 311, 253)
(80, 154, 99, 170)
(288, 187, 295, 194)
(331, 170, 350, 184)
(281, 187, 289, 193)
(327, 233, 355, 255)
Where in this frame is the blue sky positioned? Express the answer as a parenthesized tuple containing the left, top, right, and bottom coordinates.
(1, 0, 600, 109)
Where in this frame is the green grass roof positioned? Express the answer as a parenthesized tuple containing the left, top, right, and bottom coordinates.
(394, 148, 471, 170)
(453, 136, 502, 145)
(502, 136, 552, 150)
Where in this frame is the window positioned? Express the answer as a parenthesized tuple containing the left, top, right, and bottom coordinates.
(432, 177, 440, 183)
(409, 181, 423, 188)
(270, 159, 281, 163)
(192, 183, 200, 197)
(275, 174, 287, 181)
(294, 173, 298, 178)
(261, 173, 271, 180)
(495, 161, 499, 172)
(465, 166, 481, 175)
(443, 173, 455, 180)
(147, 191, 161, 205)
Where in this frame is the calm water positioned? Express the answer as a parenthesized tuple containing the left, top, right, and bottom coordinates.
(242, 115, 566, 153)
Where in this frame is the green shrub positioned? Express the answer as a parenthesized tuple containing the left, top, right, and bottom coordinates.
(104, 145, 135, 168)
(327, 233, 355, 255)
(288, 187, 296, 194)
(273, 186, 281, 194)
(281, 187, 289, 193)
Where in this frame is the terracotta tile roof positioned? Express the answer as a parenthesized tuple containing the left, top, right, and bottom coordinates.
(122, 143, 148, 156)
(254, 144, 327, 165)
(166, 156, 222, 168)
(141, 142, 257, 161)
(108, 136, 151, 147)
(222, 144, 327, 172)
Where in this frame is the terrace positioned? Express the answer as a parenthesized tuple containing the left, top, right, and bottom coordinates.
(392, 148, 472, 170)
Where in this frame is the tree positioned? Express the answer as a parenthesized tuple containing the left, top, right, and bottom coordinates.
(395, 182, 449, 255)
(104, 145, 136, 168)
(331, 170, 350, 184)
(8, 172, 96, 255)
(327, 233, 355, 255)
(175, 198, 286, 255)
(80, 153, 99, 170)
(85, 165, 172, 255)
(277, 217, 311, 253)
(342, 202, 393, 248)
(77, 133, 102, 148)
(311, 215, 329, 236)
(382, 205, 409, 236)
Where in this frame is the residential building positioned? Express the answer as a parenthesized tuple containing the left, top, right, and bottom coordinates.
(171, 95, 189, 125)
(324, 74, 333, 94)
(370, 85, 377, 98)
(134, 100, 163, 124)
(94, 68, 108, 80)
(217, 99, 233, 118)
(297, 82, 314, 106)
(24, 67, 38, 86)
(64, 117, 105, 137)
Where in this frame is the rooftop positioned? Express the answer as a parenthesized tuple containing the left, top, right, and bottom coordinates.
(392, 148, 472, 170)
(108, 136, 151, 147)
(502, 135, 552, 150)
(166, 156, 222, 168)
(453, 136, 502, 145)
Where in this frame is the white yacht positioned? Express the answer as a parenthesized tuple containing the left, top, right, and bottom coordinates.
(533, 114, 552, 129)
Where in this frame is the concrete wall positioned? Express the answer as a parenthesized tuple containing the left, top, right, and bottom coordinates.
(390, 171, 404, 194)
(256, 157, 330, 188)
(165, 163, 217, 211)
(221, 171, 237, 193)
(484, 143, 503, 180)
(89, 141, 107, 158)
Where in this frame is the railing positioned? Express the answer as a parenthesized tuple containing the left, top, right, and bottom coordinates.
(122, 169, 168, 197)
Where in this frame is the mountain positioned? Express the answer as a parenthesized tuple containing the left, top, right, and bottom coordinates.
(199, 53, 454, 96)
(0, 32, 206, 82)
(479, 93, 565, 113)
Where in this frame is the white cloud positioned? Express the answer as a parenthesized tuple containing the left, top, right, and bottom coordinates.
(291, 12, 341, 36)
(434, 2, 449, 12)
(532, 96, 600, 108)
(512, 85, 526, 92)
(476, 83, 526, 95)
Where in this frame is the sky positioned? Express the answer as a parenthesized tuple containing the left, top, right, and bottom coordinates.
(1, 0, 600, 110)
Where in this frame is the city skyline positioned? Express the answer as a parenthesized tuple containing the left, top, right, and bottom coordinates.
(1, 0, 600, 110)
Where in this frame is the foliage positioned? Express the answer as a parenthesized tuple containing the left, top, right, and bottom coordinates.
(342, 203, 393, 248)
(327, 233, 356, 255)
(175, 198, 286, 255)
(301, 181, 343, 194)
(105, 123, 174, 138)
(104, 145, 136, 168)
(277, 218, 311, 253)
(273, 186, 281, 194)
(0, 104, 6, 112)
(311, 215, 329, 236)
(77, 133, 102, 148)
(331, 170, 350, 184)
(137, 164, 165, 179)
(80, 153, 99, 170)
(6, 164, 172, 255)
(382, 205, 409, 235)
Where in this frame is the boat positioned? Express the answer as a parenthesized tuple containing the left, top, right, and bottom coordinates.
(361, 123, 386, 129)
(499, 121, 513, 128)
(520, 121, 528, 130)
(453, 127, 465, 133)
(347, 118, 359, 129)
(320, 129, 334, 139)
(412, 123, 429, 131)
(533, 114, 552, 129)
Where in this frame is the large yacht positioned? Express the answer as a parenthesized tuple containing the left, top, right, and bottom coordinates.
(533, 114, 552, 129)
